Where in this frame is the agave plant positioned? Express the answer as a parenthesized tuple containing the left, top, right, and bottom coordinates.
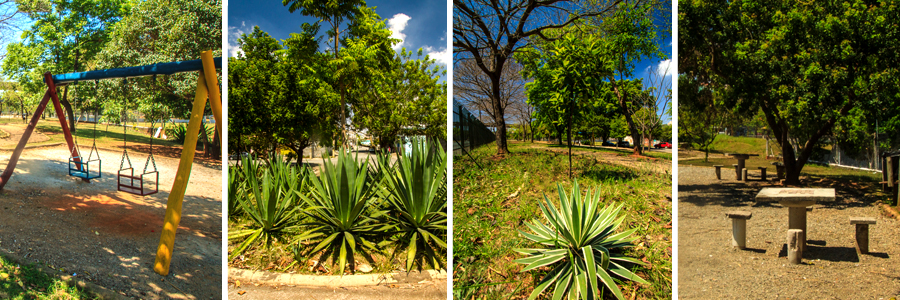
(515, 180, 648, 300)
(296, 149, 386, 275)
(228, 155, 302, 261)
(379, 138, 447, 271)
(227, 164, 243, 218)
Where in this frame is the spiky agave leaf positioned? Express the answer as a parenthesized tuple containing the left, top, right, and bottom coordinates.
(228, 155, 302, 261)
(297, 149, 385, 275)
(514, 180, 648, 300)
(379, 138, 447, 271)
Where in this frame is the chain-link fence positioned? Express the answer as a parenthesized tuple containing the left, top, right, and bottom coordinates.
(453, 100, 495, 156)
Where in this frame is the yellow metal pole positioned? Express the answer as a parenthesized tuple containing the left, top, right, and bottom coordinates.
(153, 70, 210, 276)
(200, 51, 222, 137)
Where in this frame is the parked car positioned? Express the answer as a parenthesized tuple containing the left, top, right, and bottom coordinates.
(654, 142, 672, 149)
(617, 141, 630, 147)
(601, 141, 616, 147)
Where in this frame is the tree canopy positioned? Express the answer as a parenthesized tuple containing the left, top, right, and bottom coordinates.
(680, 0, 900, 184)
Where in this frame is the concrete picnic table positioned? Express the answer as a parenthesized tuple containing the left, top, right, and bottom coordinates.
(726, 153, 760, 180)
(755, 187, 836, 252)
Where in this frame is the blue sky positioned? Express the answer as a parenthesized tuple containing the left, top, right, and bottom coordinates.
(227, 0, 450, 68)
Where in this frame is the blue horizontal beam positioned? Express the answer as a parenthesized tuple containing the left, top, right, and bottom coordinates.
(49, 57, 222, 85)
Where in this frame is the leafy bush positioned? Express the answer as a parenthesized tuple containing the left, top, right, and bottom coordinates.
(379, 138, 447, 271)
(515, 180, 647, 300)
(165, 123, 213, 143)
(296, 150, 386, 275)
(228, 155, 301, 261)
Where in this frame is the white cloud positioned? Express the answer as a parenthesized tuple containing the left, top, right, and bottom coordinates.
(656, 59, 675, 77)
(423, 46, 451, 66)
(387, 13, 412, 51)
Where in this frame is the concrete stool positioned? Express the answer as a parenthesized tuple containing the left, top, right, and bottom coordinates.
(733, 164, 742, 180)
(850, 217, 876, 254)
(772, 162, 785, 180)
(742, 168, 748, 182)
(726, 211, 752, 249)
(787, 229, 804, 264)
(714, 165, 723, 180)
(758, 167, 767, 181)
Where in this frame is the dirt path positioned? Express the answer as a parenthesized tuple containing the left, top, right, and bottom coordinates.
(0, 124, 50, 147)
(519, 142, 672, 175)
(0, 145, 221, 299)
(678, 165, 900, 299)
(226, 279, 446, 300)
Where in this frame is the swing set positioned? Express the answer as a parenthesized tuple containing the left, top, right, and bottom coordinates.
(0, 50, 222, 276)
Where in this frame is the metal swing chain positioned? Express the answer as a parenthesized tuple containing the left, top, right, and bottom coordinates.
(143, 75, 158, 174)
(119, 78, 132, 171)
(70, 81, 81, 159)
(88, 80, 100, 162)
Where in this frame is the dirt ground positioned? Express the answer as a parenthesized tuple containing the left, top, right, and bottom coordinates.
(678, 165, 900, 299)
(225, 272, 446, 300)
(0, 140, 221, 299)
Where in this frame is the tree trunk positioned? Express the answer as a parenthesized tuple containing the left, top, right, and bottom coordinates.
(491, 73, 508, 154)
(61, 86, 76, 132)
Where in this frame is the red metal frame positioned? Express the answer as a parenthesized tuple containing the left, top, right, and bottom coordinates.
(117, 168, 159, 196)
(0, 72, 86, 190)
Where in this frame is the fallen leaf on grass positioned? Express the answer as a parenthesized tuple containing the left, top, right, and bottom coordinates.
(237, 291, 246, 295)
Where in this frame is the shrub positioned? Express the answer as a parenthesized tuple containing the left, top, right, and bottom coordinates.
(379, 138, 447, 271)
(165, 123, 213, 143)
(228, 155, 302, 261)
(296, 150, 385, 275)
(515, 180, 648, 300)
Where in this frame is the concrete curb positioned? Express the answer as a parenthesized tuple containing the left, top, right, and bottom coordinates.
(0, 247, 125, 299)
(229, 267, 447, 288)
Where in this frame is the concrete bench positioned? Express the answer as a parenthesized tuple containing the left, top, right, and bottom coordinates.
(758, 167, 767, 181)
(850, 217, 876, 254)
(732, 164, 742, 180)
(726, 211, 752, 249)
(714, 165, 724, 180)
(771, 162, 785, 180)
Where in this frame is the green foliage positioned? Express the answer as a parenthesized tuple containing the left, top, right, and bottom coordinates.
(296, 150, 385, 275)
(228, 155, 302, 261)
(228, 163, 243, 218)
(515, 180, 647, 300)
(379, 139, 447, 271)
(165, 123, 213, 143)
(680, 0, 900, 183)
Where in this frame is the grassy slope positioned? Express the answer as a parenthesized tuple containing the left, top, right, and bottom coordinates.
(0, 254, 91, 299)
(681, 135, 881, 183)
(454, 142, 672, 299)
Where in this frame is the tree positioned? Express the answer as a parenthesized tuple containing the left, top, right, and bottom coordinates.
(633, 65, 672, 149)
(680, 0, 900, 184)
(0, 0, 28, 61)
(2, 0, 131, 131)
(282, 0, 365, 144)
(92, 0, 223, 157)
(453, 58, 526, 139)
(454, 0, 634, 155)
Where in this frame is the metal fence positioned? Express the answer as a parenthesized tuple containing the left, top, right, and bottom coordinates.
(453, 100, 495, 156)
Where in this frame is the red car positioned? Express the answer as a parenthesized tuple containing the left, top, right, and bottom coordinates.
(654, 142, 672, 149)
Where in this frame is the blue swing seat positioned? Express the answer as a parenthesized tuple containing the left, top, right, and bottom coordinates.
(69, 156, 101, 179)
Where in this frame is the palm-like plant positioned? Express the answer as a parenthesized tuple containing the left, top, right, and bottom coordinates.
(515, 180, 648, 300)
(380, 138, 447, 271)
(297, 149, 386, 275)
(228, 156, 301, 261)
(227, 163, 244, 218)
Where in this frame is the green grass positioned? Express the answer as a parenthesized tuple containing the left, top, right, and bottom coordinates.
(32, 121, 181, 150)
(706, 135, 769, 155)
(453, 143, 672, 299)
(0, 254, 92, 299)
(680, 156, 882, 183)
(545, 143, 673, 160)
